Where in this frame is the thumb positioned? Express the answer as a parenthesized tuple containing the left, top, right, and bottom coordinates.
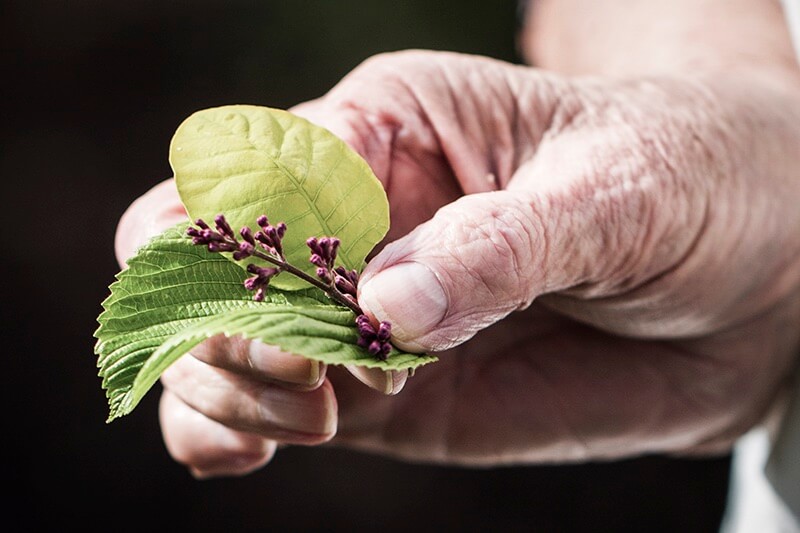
(358, 190, 549, 353)
(358, 172, 703, 352)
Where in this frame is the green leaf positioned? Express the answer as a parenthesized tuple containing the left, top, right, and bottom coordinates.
(95, 226, 436, 422)
(124, 306, 437, 420)
(170, 105, 390, 289)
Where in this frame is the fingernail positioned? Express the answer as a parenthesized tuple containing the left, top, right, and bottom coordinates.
(359, 262, 448, 349)
(248, 341, 324, 387)
(345, 366, 408, 395)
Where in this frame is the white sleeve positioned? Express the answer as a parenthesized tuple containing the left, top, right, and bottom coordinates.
(766, 367, 800, 520)
(720, 4, 800, 531)
(767, 0, 800, 520)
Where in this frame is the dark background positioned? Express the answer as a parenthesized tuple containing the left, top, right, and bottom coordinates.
(4, 1, 731, 531)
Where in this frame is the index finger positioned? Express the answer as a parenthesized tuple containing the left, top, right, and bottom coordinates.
(115, 178, 188, 267)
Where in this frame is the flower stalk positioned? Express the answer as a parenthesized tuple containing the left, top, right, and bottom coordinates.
(187, 214, 394, 360)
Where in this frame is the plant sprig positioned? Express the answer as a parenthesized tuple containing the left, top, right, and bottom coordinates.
(187, 214, 394, 360)
(95, 104, 438, 423)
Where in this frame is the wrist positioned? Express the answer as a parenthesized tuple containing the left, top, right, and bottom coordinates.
(522, 0, 800, 90)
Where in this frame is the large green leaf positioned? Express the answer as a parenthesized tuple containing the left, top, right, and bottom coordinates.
(170, 105, 390, 289)
(124, 306, 437, 420)
(95, 226, 436, 422)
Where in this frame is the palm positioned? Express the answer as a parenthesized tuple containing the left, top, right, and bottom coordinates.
(330, 298, 793, 463)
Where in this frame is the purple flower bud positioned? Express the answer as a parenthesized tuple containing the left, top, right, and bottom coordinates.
(354, 314, 392, 360)
(266, 226, 283, 255)
(200, 229, 223, 242)
(246, 265, 279, 279)
(306, 237, 321, 256)
(319, 237, 332, 259)
(309, 254, 326, 267)
(334, 275, 356, 297)
(378, 343, 391, 360)
(240, 227, 256, 245)
(357, 320, 376, 338)
(243, 264, 279, 302)
(276, 222, 287, 238)
(186, 227, 201, 238)
(347, 269, 360, 285)
(334, 266, 358, 286)
(316, 267, 331, 283)
(368, 340, 383, 357)
(195, 219, 210, 230)
(329, 238, 340, 261)
(255, 230, 273, 246)
(224, 242, 237, 251)
(214, 214, 235, 238)
(257, 215, 269, 228)
(377, 322, 391, 342)
(355, 314, 371, 329)
(243, 276, 260, 291)
(232, 241, 254, 261)
(254, 232, 279, 256)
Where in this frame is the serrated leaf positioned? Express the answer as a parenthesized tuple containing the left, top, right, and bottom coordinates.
(95, 226, 436, 422)
(121, 307, 437, 419)
(170, 105, 390, 289)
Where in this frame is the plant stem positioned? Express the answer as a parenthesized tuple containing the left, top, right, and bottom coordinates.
(247, 247, 363, 315)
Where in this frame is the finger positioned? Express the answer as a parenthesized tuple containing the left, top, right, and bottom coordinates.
(115, 178, 188, 266)
(159, 390, 276, 478)
(344, 365, 407, 396)
(161, 354, 337, 444)
(189, 336, 326, 392)
(357, 191, 545, 352)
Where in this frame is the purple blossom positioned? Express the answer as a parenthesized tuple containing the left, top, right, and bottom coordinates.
(307, 236, 342, 285)
(207, 241, 236, 253)
(244, 264, 280, 302)
(232, 241, 255, 261)
(186, 214, 287, 301)
(214, 214, 235, 239)
(240, 227, 256, 245)
(355, 314, 392, 360)
(187, 214, 396, 361)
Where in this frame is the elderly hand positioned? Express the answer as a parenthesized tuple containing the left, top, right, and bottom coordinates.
(116, 49, 800, 477)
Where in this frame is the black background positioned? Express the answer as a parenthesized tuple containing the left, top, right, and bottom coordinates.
(4, 1, 731, 531)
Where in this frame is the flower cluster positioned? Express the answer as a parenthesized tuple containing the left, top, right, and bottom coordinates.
(187, 214, 287, 302)
(355, 315, 392, 360)
(306, 236, 391, 358)
(187, 214, 394, 360)
(307, 237, 359, 308)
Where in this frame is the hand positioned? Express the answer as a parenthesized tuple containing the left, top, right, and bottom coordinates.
(115, 50, 800, 477)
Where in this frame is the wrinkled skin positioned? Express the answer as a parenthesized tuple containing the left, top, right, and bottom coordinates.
(116, 51, 800, 477)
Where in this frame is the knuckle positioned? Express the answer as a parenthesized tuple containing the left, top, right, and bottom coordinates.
(441, 194, 542, 309)
(355, 49, 443, 74)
